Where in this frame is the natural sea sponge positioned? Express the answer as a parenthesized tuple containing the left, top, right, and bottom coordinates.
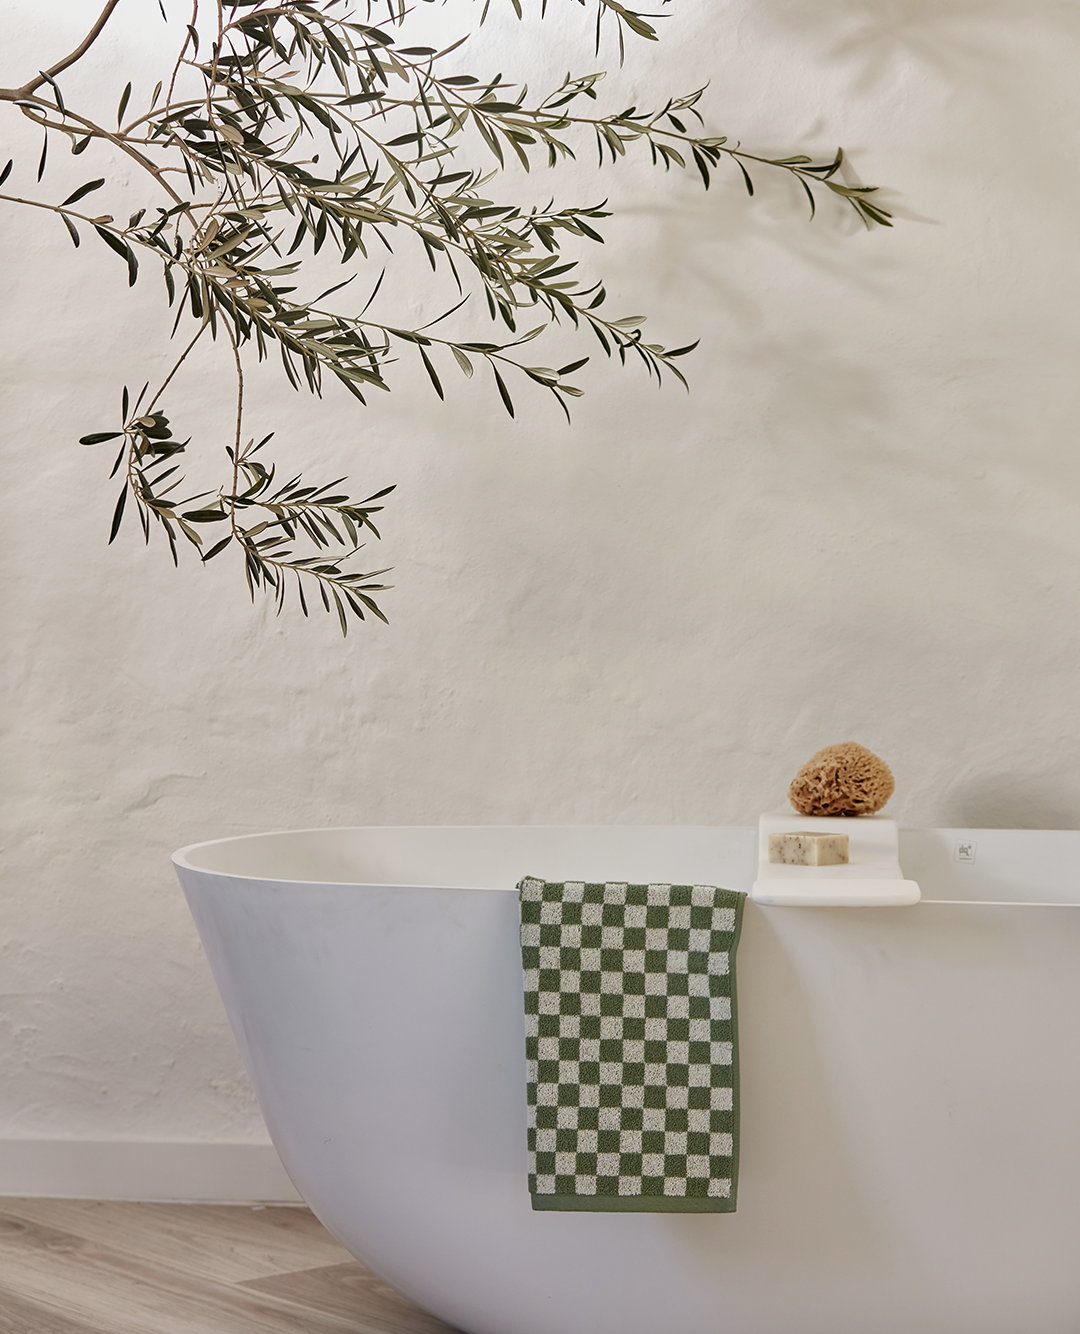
(788, 743, 895, 817)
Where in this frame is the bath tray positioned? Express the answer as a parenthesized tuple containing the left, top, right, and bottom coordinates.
(750, 811, 921, 907)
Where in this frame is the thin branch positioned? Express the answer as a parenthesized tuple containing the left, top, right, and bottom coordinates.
(0, 0, 124, 100)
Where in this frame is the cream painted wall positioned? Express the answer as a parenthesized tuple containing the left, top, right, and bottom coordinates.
(2, 0, 1079, 1145)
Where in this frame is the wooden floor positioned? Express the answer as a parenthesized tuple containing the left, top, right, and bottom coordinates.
(0, 1199, 461, 1334)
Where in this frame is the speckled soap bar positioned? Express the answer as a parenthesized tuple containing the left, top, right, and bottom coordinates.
(768, 831, 849, 866)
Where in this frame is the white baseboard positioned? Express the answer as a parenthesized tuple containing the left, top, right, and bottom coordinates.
(0, 1138, 303, 1203)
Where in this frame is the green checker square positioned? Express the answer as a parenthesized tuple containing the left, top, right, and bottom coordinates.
(555, 1127, 578, 1152)
(643, 1085, 667, 1109)
(689, 904, 712, 929)
(539, 923, 561, 945)
(583, 883, 605, 904)
(645, 904, 670, 927)
(599, 1084, 622, 1108)
(554, 1175, 576, 1195)
(525, 1037, 538, 1061)
(596, 1176, 620, 1196)
(560, 946, 582, 969)
(622, 925, 646, 950)
(577, 1106, 599, 1130)
(535, 1105, 558, 1129)
(685, 1178, 710, 1198)
(664, 1107, 688, 1132)
(560, 900, 583, 924)
(597, 1129, 620, 1154)
(580, 924, 602, 948)
(558, 1037, 581, 1060)
(644, 949, 667, 972)
(667, 1064, 690, 1087)
(539, 969, 561, 991)
(641, 1176, 666, 1197)
(667, 974, 690, 996)
(576, 1152, 597, 1175)
(579, 970, 602, 994)
(537, 1013, 559, 1037)
(600, 993, 623, 1016)
(643, 1040, 666, 1064)
(541, 883, 563, 901)
(665, 1153, 688, 1177)
(557, 1084, 579, 1106)
(537, 1059, 559, 1083)
(579, 1061, 600, 1084)
(521, 946, 539, 970)
(535, 1151, 556, 1175)
(599, 948, 624, 971)
(688, 995, 710, 1020)
(559, 992, 582, 1016)
(622, 1063, 645, 1086)
(688, 1040, 710, 1064)
(528, 1172, 538, 1192)
(619, 1153, 643, 1176)
(644, 994, 667, 1019)
(709, 1156, 732, 1175)
(687, 950, 709, 973)
(670, 886, 693, 907)
(580, 1014, 601, 1039)
(668, 927, 690, 950)
(667, 1018, 689, 1041)
(621, 1105, 644, 1130)
(626, 884, 649, 906)
(622, 1016, 645, 1040)
(598, 1038, 622, 1063)
(601, 903, 626, 925)
(623, 972, 646, 995)
(520, 899, 542, 923)
(641, 1130, 664, 1155)
(687, 1130, 709, 1156)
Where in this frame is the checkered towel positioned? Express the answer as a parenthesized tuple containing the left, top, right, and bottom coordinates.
(518, 877, 746, 1213)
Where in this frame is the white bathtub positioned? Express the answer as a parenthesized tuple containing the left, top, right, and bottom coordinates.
(173, 825, 1080, 1334)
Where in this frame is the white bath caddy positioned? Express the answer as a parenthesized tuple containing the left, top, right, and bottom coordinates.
(750, 811, 921, 907)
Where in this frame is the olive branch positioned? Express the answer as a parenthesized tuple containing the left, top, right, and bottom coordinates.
(0, 0, 892, 632)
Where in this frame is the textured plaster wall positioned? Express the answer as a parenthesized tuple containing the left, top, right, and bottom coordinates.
(2, 0, 1079, 1141)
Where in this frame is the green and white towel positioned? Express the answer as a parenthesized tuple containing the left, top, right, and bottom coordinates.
(518, 877, 746, 1214)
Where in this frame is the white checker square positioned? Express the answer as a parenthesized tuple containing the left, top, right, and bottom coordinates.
(526, 1060, 538, 1082)
(520, 878, 543, 897)
(688, 928, 711, 951)
(708, 952, 730, 976)
(538, 946, 561, 968)
(603, 883, 628, 904)
(522, 970, 539, 992)
(539, 992, 561, 1014)
(581, 902, 603, 926)
(537, 1083, 558, 1103)
(525, 1014, 539, 1038)
(599, 1015, 623, 1038)
(644, 1018, 667, 1040)
(559, 1014, 580, 1036)
(556, 1106, 580, 1129)
(687, 974, 710, 997)
(520, 923, 540, 947)
(687, 1155, 710, 1176)
(535, 1128, 557, 1152)
(620, 1085, 644, 1108)
(711, 1041, 733, 1065)
(624, 903, 647, 928)
(535, 1175, 556, 1194)
(599, 1062, 622, 1083)
(645, 928, 668, 950)
(600, 972, 623, 994)
(644, 1063, 667, 1084)
(647, 884, 671, 904)
(579, 1084, 600, 1107)
(668, 906, 691, 929)
(561, 971, 581, 993)
(596, 1153, 620, 1174)
(643, 1107, 666, 1131)
(575, 1175, 597, 1194)
(667, 995, 690, 1019)
(598, 1107, 620, 1130)
(538, 1037, 558, 1059)
(618, 1176, 643, 1195)
(601, 925, 624, 949)
(663, 1177, 686, 1196)
(666, 951, 689, 973)
(622, 1039, 645, 1062)
(667, 1041, 689, 1064)
(558, 1060, 580, 1083)
(664, 1131, 687, 1154)
(710, 1133, 734, 1156)
(580, 1038, 600, 1061)
(539, 902, 562, 924)
(691, 886, 713, 905)
(563, 882, 585, 901)
(689, 1018, 710, 1041)
(577, 1129, 598, 1152)
(688, 1108, 710, 1132)
(642, 1153, 665, 1176)
(710, 997, 732, 1020)
(644, 973, 667, 995)
(708, 1179, 731, 1198)
(580, 948, 601, 971)
(623, 994, 645, 1018)
(713, 907, 736, 931)
(580, 993, 601, 1016)
(688, 1064, 711, 1087)
(666, 1085, 689, 1109)
(555, 1152, 576, 1174)
(710, 1087, 734, 1110)
(622, 950, 646, 972)
(620, 1130, 643, 1152)
(559, 923, 581, 947)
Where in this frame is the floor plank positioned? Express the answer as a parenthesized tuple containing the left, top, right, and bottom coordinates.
(0, 1203, 461, 1334)
(0, 1199, 354, 1285)
(243, 1262, 460, 1333)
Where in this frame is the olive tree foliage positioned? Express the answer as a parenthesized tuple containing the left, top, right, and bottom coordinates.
(0, 0, 890, 632)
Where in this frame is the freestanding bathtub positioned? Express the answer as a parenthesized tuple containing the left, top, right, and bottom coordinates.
(173, 825, 1080, 1334)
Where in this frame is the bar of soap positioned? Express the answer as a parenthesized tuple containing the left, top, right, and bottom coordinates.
(769, 832, 849, 866)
